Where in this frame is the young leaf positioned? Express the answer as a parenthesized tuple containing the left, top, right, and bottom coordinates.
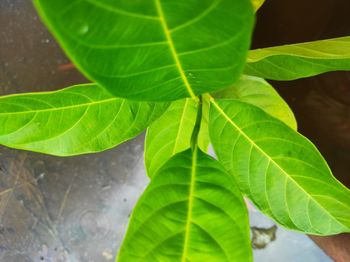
(209, 98, 350, 235)
(0, 84, 168, 156)
(145, 98, 198, 177)
(214, 75, 297, 130)
(245, 36, 350, 80)
(34, 0, 254, 101)
(118, 148, 252, 262)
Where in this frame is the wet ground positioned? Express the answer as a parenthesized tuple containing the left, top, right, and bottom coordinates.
(0, 0, 349, 261)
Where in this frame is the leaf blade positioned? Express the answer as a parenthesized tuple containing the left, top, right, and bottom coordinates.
(118, 148, 252, 261)
(214, 75, 297, 130)
(34, 0, 254, 101)
(145, 98, 198, 177)
(0, 84, 168, 156)
(245, 37, 350, 80)
(209, 98, 350, 235)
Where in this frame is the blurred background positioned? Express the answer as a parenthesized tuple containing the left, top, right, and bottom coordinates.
(0, 0, 349, 261)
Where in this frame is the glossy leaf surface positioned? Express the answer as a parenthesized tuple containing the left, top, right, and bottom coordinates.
(35, 0, 254, 101)
(0, 84, 168, 156)
(215, 75, 297, 130)
(245, 37, 350, 80)
(209, 98, 350, 235)
(118, 148, 251, 261)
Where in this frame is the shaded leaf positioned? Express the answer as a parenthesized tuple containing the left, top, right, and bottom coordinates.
(245, 37, 350, 80)
(34, 0, 254, 101)
(0, 84, 168, 156)
(209, 98, 350, 235)
(118, 147, 251, 261)
(215, 75, 297, 129)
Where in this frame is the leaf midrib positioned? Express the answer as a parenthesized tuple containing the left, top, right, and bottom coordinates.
(181, 145, 197, 262)
(210, 97, 345, 229)
(0, 97, 117, 116)
(154, 0, 197, 100)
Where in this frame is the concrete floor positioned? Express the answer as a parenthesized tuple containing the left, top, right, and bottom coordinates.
(0, 0, 339, 261)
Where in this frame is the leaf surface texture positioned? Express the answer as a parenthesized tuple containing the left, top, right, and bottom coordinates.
(0, 84, 168, 156)
(215, 75, 297, 129)
(245, 37, 350, 80)
(145, 98, 198, 177)
(118, 148, 251, 261)
(35, 0, 254, 101)
(209, 99, 350, 235)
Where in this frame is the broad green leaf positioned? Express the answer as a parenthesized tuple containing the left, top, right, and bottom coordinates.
(34, 0, 254, 101)
(251, 0, 265, 11)
(118, 147, 251, 262)
(145, 98, 198, 177)
(0, 84, 168, 156)
(209, 98, 350, 235)
(215, 75, 297, 130)
(245, 37, 350, 80)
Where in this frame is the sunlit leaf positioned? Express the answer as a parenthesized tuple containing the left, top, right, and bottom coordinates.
(209, 98, 350, 235)
(245, 37, 350, 80)
(145, 98, 198, 177)
(215, 75, 297, 130)
(118, 148, 251, 261)
(34, 0, 254, 101)
(0, 84, 168, 156)
(251, 0, 266, 11)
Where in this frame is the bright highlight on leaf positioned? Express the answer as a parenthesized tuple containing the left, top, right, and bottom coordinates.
(214, 75, 297, 130)
(118, 148, 252, 262)
(209, 98, 350, 235)
(34, 0, 255, 101)
(251, 0, 266, 11)
(245, 36, 350, 80)
(0, 84, 168, 156)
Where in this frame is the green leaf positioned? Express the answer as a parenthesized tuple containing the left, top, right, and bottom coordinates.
(145, 98, 198, 177)
(0, 84, 168, 156)
(34, 0, 254, 101)
(251, 0, 266, 11)
(118, 147, 251, 262)
(214, 75, 297, 130)
(245, 36, 350, 80)
(209, 98, 350, 235)
(198, 94, 211, 152)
